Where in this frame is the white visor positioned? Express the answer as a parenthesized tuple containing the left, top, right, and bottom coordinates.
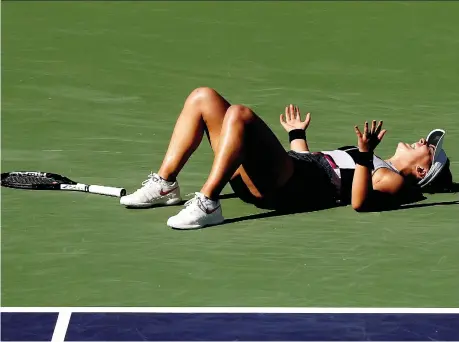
(418, 129, 448, 188)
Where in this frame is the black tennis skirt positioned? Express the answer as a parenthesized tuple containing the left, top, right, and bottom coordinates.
(230, 151, 340, 211)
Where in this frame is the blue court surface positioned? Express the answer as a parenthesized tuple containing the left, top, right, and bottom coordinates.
(1, 308, 458, 341)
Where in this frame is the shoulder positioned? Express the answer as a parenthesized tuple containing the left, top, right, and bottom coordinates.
(372, 168, 405, 194)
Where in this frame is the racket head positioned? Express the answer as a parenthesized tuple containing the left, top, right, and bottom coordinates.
(1, 171, 76, 190)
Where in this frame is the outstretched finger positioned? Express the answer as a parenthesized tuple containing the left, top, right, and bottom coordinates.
(289, 104, 295, 120)
(280, 113, 286, 124)
(375, 120, 383, 135)
(294, 105, 300, 119)
(304, 112, 311, 126)
(354, 125, 363, 138)
(378, 129, 387, 141)
(285, 106, 291, 121)
(371, 120, 376, 133)
(364, 121, 369, 136)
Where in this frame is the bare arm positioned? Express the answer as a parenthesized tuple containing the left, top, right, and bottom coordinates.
(351, 163, 373, 210)
(290, 137, 310, 153)
(279, 104, 311, 153)
(352, 167, 404, 211)
(351, 120, 403, 211)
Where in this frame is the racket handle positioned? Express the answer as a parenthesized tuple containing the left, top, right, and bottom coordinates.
(88, 185, 126, 197)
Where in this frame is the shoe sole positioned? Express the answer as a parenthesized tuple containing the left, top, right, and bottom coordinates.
(168, 217, 225, 230)
(122, 197, 182, 208)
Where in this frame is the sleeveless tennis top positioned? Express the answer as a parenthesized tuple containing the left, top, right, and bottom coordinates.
(321, 146, 400, 176)
(320, 146, 401, 203)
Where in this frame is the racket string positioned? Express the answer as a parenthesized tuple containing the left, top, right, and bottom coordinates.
(6, 175, 60, 185)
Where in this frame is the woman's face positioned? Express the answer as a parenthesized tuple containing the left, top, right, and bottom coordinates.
(395, 138, 435, 179)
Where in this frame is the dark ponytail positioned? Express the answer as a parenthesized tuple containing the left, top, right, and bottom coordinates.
(422, 159, 459, 194)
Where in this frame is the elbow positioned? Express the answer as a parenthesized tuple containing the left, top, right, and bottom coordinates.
(352, 202, 364, 212)
(351, 190, 371, 212)
(351, 199, 368, 212)
(352, 200, 375, 212)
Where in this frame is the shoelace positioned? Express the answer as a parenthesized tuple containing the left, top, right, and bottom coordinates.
(184, 192, 201, 207)
(181, 192, 210, 214)
(141, 172, 159, 187)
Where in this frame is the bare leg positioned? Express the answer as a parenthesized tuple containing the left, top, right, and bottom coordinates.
(157, 87, 230, 181)
(200, 105, 294, 200)
(157, 87, 294, 202)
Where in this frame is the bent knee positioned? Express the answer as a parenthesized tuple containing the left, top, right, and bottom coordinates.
(225, 105, 255, 123)
(187, 87, 219, 103)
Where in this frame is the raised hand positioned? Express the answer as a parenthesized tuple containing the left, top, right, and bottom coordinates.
(280, 104, 311, 132)
(354, 120, 387, 152)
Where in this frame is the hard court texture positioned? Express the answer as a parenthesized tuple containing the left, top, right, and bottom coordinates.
(2, 1, 458, 307)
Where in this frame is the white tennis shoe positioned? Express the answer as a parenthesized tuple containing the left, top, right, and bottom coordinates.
(120, 173, 181, 208)
(167, 192, 224, 229)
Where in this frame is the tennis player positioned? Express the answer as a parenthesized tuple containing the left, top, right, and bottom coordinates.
(120, 87, 454, 229)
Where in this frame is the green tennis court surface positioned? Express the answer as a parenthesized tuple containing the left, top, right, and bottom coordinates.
(2, 1, 458, 307)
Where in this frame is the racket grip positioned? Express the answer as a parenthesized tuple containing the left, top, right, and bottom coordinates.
(88, 185, 126, 197)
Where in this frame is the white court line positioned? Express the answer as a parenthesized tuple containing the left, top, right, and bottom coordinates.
(51, 311, 72, 342)
(2, 307, 459, 314)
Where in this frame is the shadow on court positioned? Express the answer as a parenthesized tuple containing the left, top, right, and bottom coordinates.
(125, 190, 457, 228)
(177, 196, 458, 230)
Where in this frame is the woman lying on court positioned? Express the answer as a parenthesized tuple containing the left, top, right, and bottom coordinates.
(120, 87, 454, 229)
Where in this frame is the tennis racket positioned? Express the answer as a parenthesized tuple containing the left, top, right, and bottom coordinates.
(1, 171, 126, 197)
